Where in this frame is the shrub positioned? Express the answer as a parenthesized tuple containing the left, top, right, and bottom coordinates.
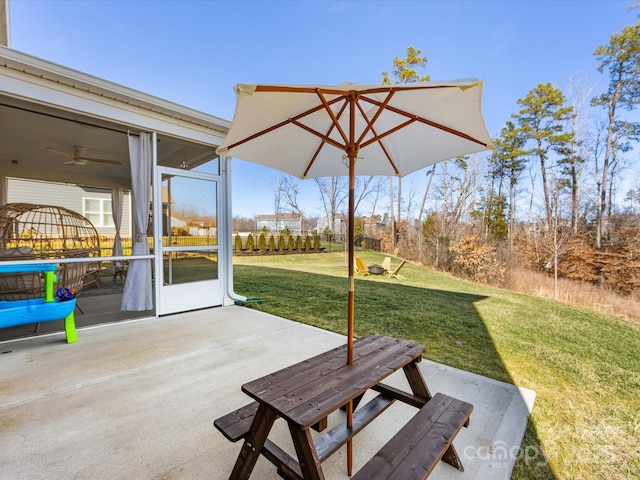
(279, 233, 287, 251)
(314, 230, 321, 250)
(245, 233, 255, 252)
(295, 235, 303, 251)
(268, 235, 276, 251)
(304, 235, 312, 251)
(450, 234, 505, 285)
(287, 235, 294, 251)
(258, 232, 267, 251)
(234, 234, 243, 251)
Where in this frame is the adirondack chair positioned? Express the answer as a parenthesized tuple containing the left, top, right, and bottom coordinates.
(388, 259, 407, 279)
(381, 257, 391, 273)
(354, 257, 370, 276)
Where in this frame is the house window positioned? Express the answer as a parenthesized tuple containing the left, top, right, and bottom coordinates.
(83, 198, 114, 227)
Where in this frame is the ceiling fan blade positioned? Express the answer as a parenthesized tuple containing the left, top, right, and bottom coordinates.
(46, 147, 73, 158)
(76, 156, 122, 165)
(49, 146, 121, 165)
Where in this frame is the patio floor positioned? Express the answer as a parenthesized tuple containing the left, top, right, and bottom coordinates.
(0, 306, 535, 479)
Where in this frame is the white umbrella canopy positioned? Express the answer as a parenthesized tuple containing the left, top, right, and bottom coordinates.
(216, 80, 495, 179)
(217, 80, 495, 476)
(216, 79, 495, 363)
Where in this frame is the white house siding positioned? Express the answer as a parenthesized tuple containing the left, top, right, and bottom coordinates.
(7, 178, 132, 237)
(256, 214, 303, 235)
(316, 215, 346, 236)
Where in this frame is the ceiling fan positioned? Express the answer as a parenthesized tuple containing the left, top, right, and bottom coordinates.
(46, 146, 122, 165)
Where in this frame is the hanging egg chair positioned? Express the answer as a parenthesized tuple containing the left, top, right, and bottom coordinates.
(0, 203, 102, 300)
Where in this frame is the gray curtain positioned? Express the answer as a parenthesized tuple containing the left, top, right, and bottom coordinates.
(121, 133, 153, 311)
(0, 176, 7, 206)
(110, 187, 124, 273)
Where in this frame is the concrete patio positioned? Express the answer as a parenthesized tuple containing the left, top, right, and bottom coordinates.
(0, 306, 535, 479)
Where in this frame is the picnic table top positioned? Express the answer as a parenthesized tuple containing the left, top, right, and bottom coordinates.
(242, 334, 426, 428)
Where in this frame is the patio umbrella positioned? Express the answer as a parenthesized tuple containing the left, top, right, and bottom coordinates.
(216, 80, 495, 473)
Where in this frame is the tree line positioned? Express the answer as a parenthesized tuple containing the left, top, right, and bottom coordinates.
(256, 19, 640, 298)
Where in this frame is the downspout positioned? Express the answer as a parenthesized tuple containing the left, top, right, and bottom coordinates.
(221, 155, 247, 305)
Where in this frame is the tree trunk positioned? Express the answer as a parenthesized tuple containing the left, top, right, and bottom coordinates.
(388, 176, 395, 250)
(598, 88, 617, 248)
(417, 167, 436, 225)
(571, 163, 579, 234)
(538, 140, 553, 233)
(509, 178, 516, 251)
(397, 176, 402, 225)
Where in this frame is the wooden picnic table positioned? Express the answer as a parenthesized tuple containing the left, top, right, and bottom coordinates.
(219, 334, 434, 479)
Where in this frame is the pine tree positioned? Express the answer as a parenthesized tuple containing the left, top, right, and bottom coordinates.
(513, 83, 575, 232)
(592, 21, 640, 247)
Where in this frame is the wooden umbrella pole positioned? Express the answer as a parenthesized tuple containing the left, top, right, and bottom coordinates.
(347, 153, 355, 361)
(346, 92, 357, 476)
(347, 156, 355, 476)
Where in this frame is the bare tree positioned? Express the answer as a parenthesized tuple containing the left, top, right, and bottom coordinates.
(548, 176, 573, 300)
(354, 176, 376, 215)
(565, 73, 598, 233)
(271, 175, 286, 230)
(270, 173, 310, 232)
(315, 176, 347, 238)
(367, 177, 385, 218)
(279, 175, 303, 215)
(437, 156, 481, 240)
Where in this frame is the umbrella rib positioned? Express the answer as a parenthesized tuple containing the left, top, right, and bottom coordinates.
(360, 96, 491, 148)
(302, 99, 350, 178)
(356, 102, 401, 175)
(360, 118, 417, 149)
(316, 89, 350, 146)
(355, 91, 395, 147)
(290, 119, 345, 152)
(224, 96, 346, 151)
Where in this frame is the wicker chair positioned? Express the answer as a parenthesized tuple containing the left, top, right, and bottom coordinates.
(0, 203, 102, 300)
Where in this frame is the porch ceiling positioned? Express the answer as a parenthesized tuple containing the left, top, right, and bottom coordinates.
(0, 46, 228, 190)
(0, 94, 218, 189)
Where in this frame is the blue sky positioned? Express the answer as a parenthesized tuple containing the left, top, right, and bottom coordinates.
(6, 0, 638, 218)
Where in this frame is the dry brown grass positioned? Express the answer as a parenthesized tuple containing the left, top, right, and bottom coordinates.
(507, 267, 640, 324)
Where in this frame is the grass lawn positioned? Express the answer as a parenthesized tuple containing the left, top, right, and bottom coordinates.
(233, 251, 640, 480)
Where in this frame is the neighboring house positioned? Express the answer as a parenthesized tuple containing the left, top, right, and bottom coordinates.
(171, 211, 188, 229)
(360, 215, 387, 238)
(316, 214, 386, 240)
(189, 226, 217, 237)
(257, 213, 303, 235)
(6, 178, 133, 237)
(316, 214, 347, 239)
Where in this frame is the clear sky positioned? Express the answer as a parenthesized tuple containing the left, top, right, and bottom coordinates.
(6, 0, 638, 218)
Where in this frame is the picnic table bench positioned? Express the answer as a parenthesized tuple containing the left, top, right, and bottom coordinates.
(351, 392, 473, 480)
(214, 334, 473, 479)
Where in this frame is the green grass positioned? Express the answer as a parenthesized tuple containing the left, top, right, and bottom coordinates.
(233, 251, 640, 480)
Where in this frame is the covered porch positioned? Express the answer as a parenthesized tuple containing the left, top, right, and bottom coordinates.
(0, 45, 235, 320)
(0, 306, 535, 480)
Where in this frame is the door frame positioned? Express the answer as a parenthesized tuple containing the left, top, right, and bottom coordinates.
(154, 165, 222, 315)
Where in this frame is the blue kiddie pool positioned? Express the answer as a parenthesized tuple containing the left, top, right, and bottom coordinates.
(0, 264, 77, 343)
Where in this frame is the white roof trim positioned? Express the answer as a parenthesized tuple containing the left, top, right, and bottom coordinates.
(0, 45, 230, 135)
